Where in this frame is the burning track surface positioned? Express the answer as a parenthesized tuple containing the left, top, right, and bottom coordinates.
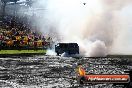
(0, 56, 132, 88)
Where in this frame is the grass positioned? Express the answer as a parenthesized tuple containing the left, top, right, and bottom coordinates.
(0, 50, 46, 54)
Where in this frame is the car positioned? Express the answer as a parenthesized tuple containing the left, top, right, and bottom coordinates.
(55, 43, 79, 56)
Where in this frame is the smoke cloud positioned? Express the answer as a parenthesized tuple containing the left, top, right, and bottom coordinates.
(87, 40, 107, 57)
(29, 0, 132, 57)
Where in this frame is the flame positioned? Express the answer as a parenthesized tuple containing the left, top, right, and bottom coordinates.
(78, 66, 86, 76)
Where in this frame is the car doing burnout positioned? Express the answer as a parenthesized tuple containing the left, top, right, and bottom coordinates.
(55, 43, 79, 55)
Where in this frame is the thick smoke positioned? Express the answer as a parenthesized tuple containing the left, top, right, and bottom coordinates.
(46, 49, 57, 56)
(87, 40, 107, 57)
(30, 0, 132, 57)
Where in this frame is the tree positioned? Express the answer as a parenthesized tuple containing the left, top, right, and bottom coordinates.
(1, 0, 8, 17)
(26, 0, 34, 7)
(1, 0, 19, 17)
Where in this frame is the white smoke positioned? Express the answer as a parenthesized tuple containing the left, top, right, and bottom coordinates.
(46, 49, 57, 56)
(29, 0, 132, 57)
(87, 40, 108, 57)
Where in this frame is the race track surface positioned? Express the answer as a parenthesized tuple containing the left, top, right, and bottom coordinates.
(0, 56, 132, 88)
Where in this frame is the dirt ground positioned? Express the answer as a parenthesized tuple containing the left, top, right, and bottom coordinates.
(0, 56, 132, 88)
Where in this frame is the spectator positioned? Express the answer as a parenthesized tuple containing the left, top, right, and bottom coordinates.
(0, 15, 53, 50)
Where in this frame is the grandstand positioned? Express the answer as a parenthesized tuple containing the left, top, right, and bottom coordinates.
(0, 0, 52, 54)
(0, 15, 52, 50)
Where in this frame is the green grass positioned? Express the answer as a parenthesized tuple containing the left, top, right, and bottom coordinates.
(0, 50, 46, 54)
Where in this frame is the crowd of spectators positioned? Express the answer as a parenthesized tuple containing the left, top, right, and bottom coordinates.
(0, 15, 52, 50)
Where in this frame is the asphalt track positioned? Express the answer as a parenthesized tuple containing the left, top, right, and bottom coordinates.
(0, 56, 132, 88)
